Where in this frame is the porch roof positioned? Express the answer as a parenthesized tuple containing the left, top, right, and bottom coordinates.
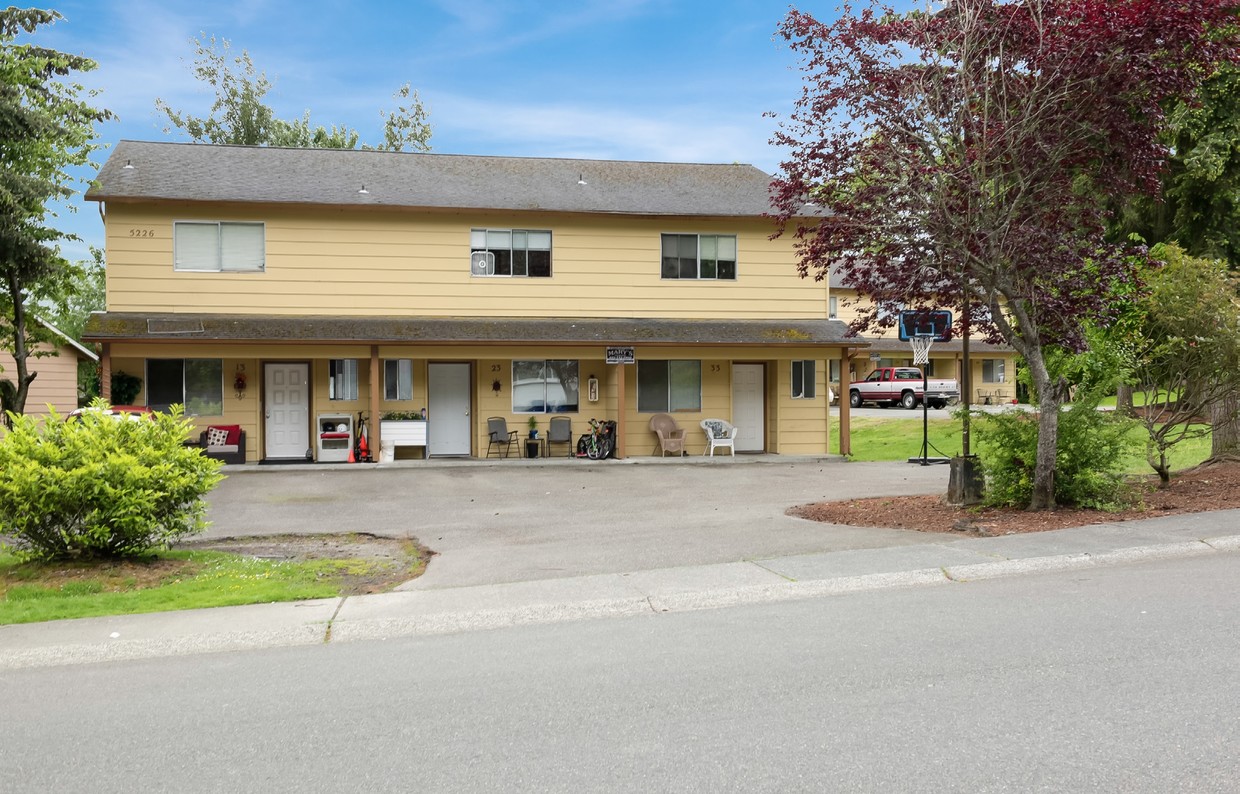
(84, 313, 865, 348)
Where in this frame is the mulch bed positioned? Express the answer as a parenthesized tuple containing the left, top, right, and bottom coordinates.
(789, 461, 1240, 536)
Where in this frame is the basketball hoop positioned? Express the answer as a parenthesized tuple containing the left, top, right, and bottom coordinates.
(910, 334, 933, 366)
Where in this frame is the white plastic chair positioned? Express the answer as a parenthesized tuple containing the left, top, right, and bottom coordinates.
(699, 418, 738, 457)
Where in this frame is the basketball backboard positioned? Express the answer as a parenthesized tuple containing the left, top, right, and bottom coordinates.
(898, 310, 952, 341)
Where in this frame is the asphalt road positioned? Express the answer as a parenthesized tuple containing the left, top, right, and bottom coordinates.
(4, 553, 1237, 792)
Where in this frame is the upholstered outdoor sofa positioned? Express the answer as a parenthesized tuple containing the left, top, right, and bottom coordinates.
(198, 425, 246, 465)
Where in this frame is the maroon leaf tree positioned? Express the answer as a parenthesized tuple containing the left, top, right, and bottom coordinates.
(770, 0, 1239, 509)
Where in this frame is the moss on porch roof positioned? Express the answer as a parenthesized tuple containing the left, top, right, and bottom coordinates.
(84, 314, 864, 347)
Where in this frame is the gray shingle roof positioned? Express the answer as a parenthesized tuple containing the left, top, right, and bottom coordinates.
(86, 141, 781, 217)
(84, 313, 862, 347)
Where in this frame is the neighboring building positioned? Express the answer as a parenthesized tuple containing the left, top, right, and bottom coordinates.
(828, 272, 1020, 405)
(0, 318, 98, 418)
(83, 141, 868, 462)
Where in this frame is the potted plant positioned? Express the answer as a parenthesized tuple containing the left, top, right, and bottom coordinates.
(527, 415, 538, 439)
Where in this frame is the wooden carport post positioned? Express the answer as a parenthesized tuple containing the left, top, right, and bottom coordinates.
(369, 345, 380, 455)
(615, 361, 627, 459)
(839, 348, 854, 456)
(99, 343, 111, 402)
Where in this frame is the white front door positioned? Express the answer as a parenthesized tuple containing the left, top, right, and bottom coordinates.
(264, 363, 309, 459)
(732, 364, 765, 452)
(428, 363, 472, 456)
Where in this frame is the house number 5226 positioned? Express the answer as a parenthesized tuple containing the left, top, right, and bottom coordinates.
(128, 228, 156, 238)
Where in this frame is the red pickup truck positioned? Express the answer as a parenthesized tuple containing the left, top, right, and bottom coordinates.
(849, 367, 960, 410)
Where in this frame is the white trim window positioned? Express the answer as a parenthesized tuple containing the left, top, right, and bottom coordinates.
(661, 234, 737, 280)
(983, 358, 1006, 383)
(174, 222, 265, 272)
(829, 296, 838, 319)
(792, 360, 817, 399)
(470, 228, 552, 277)
(329, 359, 359, 401)
(384, 359, 413, 401)
(637, 360, 702, 412)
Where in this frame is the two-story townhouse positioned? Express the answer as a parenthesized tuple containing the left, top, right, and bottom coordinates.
(828, 272, 1019, 405)
(83, 141, 866, 463)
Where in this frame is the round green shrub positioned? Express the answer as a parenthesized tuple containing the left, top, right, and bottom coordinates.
(973, 398, 1136, 510)
(0, 403, 224, 560)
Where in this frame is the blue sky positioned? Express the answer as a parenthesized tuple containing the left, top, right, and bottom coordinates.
(34, 0, 847, 260)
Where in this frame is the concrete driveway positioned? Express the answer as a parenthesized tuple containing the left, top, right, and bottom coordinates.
(204, 457, 954, 590)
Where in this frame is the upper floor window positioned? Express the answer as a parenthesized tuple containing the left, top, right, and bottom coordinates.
(470, 229, 551, 277)
(661, 234, 737, 280)
(174, 222, 265, 272)
(829, 296, 838, 319)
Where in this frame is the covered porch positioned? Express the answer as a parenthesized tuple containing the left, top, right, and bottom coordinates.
(85, 313, 866, 463)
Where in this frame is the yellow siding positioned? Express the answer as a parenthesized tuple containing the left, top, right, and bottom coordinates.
(104, 204, 829, 320)
(1, 344, 83, 417)
(105, 342, 840, 459)
(772, 358, 831, 455)
(111, 354, 261, 461)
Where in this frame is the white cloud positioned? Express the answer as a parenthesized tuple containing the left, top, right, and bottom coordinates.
(434, 93, 780, 171)
(420, 0, 656, 60)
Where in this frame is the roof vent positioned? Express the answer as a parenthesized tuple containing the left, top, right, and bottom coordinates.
(147, 319, 205, 335)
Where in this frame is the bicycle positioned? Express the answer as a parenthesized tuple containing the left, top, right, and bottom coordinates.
(576, 418, 614, 460)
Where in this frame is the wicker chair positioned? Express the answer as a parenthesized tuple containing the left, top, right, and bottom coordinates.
(649, 413, 688, 457)
(699, 418, 738, 457)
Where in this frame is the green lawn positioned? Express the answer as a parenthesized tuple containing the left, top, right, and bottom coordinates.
(836, 413, 1212, 474)
(834, 416, 964, 461)
(0, 548, 419, 626)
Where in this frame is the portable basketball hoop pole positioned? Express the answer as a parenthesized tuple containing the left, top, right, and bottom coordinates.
(900, 311, 951, 466)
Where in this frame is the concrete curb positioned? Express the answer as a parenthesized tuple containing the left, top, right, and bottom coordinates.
(4, 533, 1237, 671)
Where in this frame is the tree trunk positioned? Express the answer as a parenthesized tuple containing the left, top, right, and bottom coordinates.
(3, 269, 36, 416)
(1024, 346, 1060, 510)
(1206, 390, 1240, 464)
(1116, 384, 1134, 417)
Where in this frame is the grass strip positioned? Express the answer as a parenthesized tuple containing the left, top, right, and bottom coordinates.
(0, 550, 385, 626)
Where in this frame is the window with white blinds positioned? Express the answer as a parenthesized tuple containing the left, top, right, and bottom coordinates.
(174, 222, 265, 272)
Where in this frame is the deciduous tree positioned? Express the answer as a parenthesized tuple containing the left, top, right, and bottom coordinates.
(156, 35, 431, 152)
(1117, 63, 1240, 463)
(1, 7, 112, 419)
(770, 0, 1238, 508)
(1128, 244, 1240, 484)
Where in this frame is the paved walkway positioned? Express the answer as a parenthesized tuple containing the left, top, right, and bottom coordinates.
(3, 456, 1237, 670)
